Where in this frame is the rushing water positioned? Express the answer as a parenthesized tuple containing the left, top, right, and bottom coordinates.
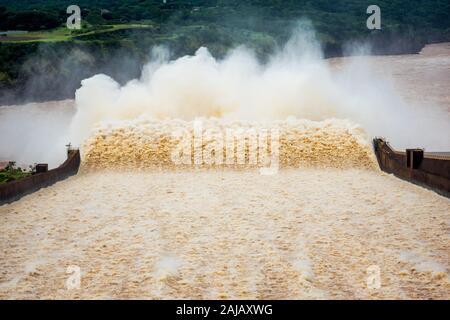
(0, 43, 449, 299)
(1, 43, 449, 169)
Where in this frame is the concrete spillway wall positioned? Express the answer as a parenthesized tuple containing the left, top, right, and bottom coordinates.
(0, 149, 81, 205)
(373, 138, 450, 198)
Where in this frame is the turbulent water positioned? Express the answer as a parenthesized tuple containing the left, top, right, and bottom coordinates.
(0, 37, 449, 299)
(81, 118, 377, 170)
(1, 169, 449, 299)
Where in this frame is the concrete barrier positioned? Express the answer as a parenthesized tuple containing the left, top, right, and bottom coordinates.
(0, 149, 81, 205)
(373, 138, 450, 198)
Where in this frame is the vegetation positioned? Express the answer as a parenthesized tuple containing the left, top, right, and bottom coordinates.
(0, 0, 449, 104)
(0, 162, 33, 184)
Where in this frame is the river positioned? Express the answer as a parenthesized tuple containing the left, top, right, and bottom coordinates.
(0, 43, 449, 299)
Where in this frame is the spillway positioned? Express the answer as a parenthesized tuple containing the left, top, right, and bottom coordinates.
(0, 42, 449, 300)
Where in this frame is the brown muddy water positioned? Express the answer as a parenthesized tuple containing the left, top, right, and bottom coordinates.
(0, 43, 449, 299)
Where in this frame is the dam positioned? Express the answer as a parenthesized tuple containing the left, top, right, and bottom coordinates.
(0, 42, 449, 299)
(0, 157, 448, 299)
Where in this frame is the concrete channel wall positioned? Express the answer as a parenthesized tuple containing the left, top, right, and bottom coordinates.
(0, 149, 81, 205)
(373, 138, 450, 198)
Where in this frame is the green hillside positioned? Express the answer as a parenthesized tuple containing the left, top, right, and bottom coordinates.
(0, 0, 449, 104)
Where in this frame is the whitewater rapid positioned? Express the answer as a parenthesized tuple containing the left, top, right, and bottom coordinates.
(0, 41, 449, 299)
(1, 169, 449, 299)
